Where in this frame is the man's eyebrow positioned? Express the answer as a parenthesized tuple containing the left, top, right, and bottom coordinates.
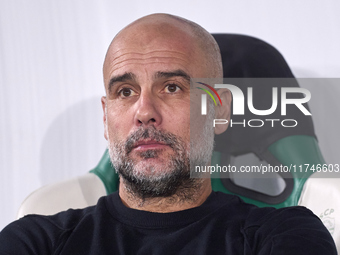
(154, 70, 191, 83)
(108, 72, 137, 92)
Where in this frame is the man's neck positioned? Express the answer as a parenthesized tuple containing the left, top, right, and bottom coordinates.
(118, 178, 212, 213)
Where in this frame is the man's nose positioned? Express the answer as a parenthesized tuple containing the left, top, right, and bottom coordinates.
(134, 92, 162, 127)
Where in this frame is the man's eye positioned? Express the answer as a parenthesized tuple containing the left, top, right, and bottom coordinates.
(118, 88, 136, 98)
(165, 84, 180, 93)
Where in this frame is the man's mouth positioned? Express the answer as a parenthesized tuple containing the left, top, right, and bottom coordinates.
(132, 139, 169, 151)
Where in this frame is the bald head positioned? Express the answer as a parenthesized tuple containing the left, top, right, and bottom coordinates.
(103, 14, 222, 89)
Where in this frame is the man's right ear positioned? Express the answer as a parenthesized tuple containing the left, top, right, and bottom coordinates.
(214, 88, 231, 135)
(101, 96, 108, 140)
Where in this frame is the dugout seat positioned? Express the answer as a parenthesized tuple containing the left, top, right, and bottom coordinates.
(17, 34, 340, 251)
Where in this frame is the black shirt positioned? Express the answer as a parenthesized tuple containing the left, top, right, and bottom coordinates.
(0, 191, 337, 254)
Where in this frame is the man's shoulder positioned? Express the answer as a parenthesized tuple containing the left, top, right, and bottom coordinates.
(242, 205, 337, 253)
(0, 195, 109, 254)
(213, 192, 335, 247)
(20, 195, 105, 229)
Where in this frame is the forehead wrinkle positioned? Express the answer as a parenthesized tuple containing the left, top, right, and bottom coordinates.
(108, 61, 191, 82)
(109, 49, 189, 62)
(106, 51, 191, 72)
(110, 56, 190, 71)
(107, 54, 191, 80)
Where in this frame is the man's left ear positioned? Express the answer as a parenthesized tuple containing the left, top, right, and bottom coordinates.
(214, 88, 231, 135)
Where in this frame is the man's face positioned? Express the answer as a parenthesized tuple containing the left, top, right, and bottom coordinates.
(102, 21, 213, 198)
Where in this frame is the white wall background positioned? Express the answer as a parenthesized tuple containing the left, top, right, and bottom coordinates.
(1, 0, 340, 230)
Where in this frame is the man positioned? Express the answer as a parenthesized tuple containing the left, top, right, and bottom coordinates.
(0, 13, 337, 254)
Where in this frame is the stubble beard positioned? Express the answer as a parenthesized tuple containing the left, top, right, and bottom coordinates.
(107, 106, 215, 202)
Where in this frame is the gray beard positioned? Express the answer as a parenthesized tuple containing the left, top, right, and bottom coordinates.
(108, 126, 199, 200)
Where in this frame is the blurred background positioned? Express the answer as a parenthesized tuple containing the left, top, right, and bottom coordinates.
(1, 0, 340, 230)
